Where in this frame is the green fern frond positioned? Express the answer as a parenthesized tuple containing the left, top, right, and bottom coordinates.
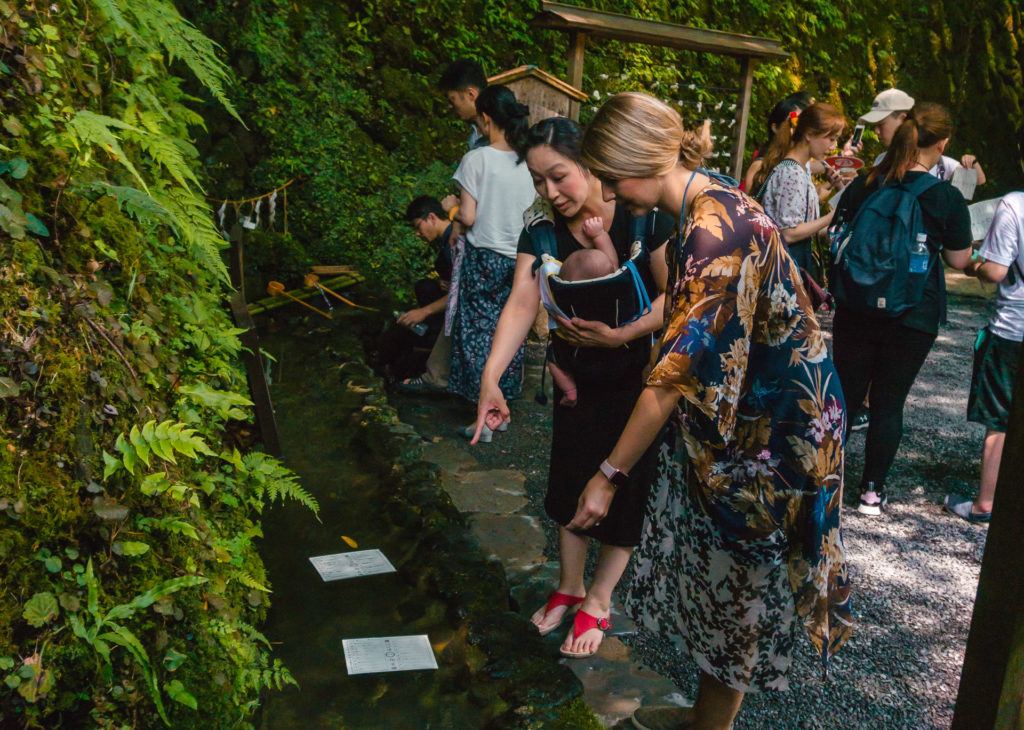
(118, 0, 242, 124)
(110, 420, 216, 476)
(90, 0, 142, 43)
(75, 182, 175, 228)
(126, 121, 203, 191)
(231, 570, 271, 594)
(67, 110, 149, 192)
(239, 452, 320, 516)
(154, 188, 229, 283)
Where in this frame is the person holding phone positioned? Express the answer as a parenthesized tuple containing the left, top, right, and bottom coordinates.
(860, 89, 987, 186)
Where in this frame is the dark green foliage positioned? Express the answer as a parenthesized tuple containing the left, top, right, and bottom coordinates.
(0, 1, 310, 726)
(183, 0, 1023, 306)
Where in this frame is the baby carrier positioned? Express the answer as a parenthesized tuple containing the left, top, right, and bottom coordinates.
(522, 198, 658, 389)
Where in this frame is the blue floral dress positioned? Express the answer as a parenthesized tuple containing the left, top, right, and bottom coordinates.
(625, 182, 853, 692)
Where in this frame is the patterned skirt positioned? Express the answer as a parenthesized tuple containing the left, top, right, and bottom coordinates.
(624, 421, 799, 693)
(447, 242, 524, 401)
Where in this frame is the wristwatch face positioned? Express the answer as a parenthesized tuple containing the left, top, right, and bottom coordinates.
(600, 461, 628, 487)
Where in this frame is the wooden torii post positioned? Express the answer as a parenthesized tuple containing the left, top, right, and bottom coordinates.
(531, 1, 788, 180)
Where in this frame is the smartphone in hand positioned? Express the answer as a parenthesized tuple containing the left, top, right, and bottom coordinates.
(850, 124, 865, 148)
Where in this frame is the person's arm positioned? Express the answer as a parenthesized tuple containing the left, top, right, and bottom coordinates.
(397, 293, 449, 326)
(781, 209, 835, 244)
(964, 258, 1010, 283)
(940, 190, 977, 270)
(942, 246, 972, 269)
(455, 185, 477, 227)
(566, 384, 681, 530)
(743, 158, 763, 194)
(471, 254, 541, 443)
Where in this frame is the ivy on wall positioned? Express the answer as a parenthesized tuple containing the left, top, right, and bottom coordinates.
(0, 1, 312, 725)
(183, 0, 1023, 305)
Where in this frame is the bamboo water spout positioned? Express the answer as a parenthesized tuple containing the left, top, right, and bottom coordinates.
(303, 273, 378, 311)
(266, 281, 332, 319)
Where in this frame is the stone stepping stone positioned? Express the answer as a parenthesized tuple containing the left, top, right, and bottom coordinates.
(470, 514, 546, 574)
(442, 469, 527, 515)
(420, 440, 479, 475)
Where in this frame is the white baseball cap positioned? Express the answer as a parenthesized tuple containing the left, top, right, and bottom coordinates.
(858, 89, 915, 124)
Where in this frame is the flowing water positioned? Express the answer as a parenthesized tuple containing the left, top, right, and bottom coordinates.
(256, 328, 482, 728)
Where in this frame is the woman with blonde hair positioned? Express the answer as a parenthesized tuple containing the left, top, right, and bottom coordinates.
(755, 102, 847, 275)
(575, 92, 853, 729)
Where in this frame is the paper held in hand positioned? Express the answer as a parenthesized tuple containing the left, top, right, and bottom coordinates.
(951, 167, 979, 201)
(343, 635, 439, 675)
(309, 549, 396, 582)
(968, 197, 1002, 242)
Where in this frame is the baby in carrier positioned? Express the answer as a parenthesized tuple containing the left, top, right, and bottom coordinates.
(547, 216, 618, 406)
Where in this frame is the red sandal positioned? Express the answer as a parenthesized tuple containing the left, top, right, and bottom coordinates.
(534, 591, 585, 637)
(560, 609, 611, 658)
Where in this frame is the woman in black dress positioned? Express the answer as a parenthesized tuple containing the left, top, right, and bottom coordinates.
(472, 118, 674, 658)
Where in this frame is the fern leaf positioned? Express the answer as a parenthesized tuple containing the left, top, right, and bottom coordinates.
(153, 188, 229, 283)
(67, 111, 149, 192)
(126, 118, 203, 191)
(122, 0, 243, 123)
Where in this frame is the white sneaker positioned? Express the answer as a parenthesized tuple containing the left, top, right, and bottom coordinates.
(459, 421, 508, 443)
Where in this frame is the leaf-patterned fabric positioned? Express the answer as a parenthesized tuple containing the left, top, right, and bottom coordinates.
(629, 182, 852, 689)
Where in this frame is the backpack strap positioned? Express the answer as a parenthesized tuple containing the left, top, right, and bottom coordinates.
(902, 172, 943, 198)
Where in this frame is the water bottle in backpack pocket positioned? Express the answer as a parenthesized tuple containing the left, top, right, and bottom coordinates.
(830, 174, 941, 316)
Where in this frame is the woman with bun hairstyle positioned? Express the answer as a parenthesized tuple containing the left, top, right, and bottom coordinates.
(446, 85, 538, 418)
(472, 117, 674, 658)
(574, 92, 852, 728)
(755, 102, 847, 275)
(831, 102, 973, 517)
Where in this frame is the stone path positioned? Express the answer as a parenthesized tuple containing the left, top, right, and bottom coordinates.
(397, 349, 686, 727)
(393, 272, 996, 729)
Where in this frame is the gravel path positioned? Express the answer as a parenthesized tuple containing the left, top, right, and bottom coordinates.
(392, 284, 993, 729)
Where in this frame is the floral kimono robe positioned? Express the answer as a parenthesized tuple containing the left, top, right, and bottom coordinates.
(625, 182, 852, 692)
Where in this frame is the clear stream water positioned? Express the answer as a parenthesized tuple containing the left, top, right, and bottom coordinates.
(256, 329, 483, 729)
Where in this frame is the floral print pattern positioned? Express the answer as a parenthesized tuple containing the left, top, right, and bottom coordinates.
(448, 242, 524, 401)
(629, 183, 852, 689)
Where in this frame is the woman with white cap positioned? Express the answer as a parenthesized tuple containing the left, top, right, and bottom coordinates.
(860, 88, 986, 185)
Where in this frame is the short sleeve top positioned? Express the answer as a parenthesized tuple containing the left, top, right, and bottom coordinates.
(760, 159, 819, 236)
(452, 146, 537, 258)
(979, 192, 1024, 342)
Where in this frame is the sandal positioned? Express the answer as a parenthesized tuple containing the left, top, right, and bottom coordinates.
(559, 609, 611, 658)
(396, 375, 445, 394)
(534, 591, 584, 637)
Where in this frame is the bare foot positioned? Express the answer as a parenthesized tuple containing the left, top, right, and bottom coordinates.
(560, 595, 610, 656)
(530, 591, 584, 635)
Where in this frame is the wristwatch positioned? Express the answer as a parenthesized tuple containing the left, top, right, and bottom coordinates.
(599, 460, 629, 488)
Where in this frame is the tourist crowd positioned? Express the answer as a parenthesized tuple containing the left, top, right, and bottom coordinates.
(375, 58, 1021, 730)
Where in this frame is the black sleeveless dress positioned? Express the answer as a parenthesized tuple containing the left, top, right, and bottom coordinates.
(516, 204, 674, 546)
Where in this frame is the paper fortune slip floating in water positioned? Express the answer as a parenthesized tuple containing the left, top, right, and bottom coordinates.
(342, 635, 438, 675)
(308, 549, 396, 582)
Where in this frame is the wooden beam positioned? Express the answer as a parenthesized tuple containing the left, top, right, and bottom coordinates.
(952, 351, 1024, 728)
(567, 31, 586, 121)
(534, 2, 788, 60)
(730, 57, 755, 181)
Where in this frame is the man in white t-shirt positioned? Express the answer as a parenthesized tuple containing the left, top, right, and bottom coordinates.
(860, 88, 986, 189)
(945, 191, 1024, 522)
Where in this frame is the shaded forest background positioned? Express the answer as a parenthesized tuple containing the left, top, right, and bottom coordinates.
(182, 0, 1024, 300)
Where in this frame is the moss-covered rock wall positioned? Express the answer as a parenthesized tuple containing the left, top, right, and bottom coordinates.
(0, 2, 312, 726)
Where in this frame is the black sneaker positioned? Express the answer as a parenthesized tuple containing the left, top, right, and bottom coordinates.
(857, 482, 887, 516)
(851, 409, 870, 432)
